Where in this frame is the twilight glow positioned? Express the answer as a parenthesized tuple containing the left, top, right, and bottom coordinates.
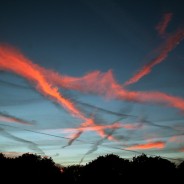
(0, 0, 184, 166)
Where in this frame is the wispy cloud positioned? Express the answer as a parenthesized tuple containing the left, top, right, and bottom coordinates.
(156, 13, 173, 36)
(41, 66, 184, 113)
(0, 45, 88, 121)
(2, 45, 184, 114)
(1, 41, 184, 156)
(62, 131, 82, 148)
(0, 112, 33, 125)
(79, 128, 116, 164)
(168, 135, 184, 143)
(62, 121, 120, 147)
(125, 141, 166, 150)
(0, 127, 45, 155)
(124, 28, 184, 86)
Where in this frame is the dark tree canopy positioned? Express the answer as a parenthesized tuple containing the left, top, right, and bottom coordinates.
(0, 152, 183, 183)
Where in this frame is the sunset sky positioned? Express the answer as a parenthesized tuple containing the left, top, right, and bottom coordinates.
(0, 0, 184, 165)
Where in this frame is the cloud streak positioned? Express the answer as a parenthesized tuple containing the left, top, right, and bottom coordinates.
(46, 68, 184, 112)
(124, 28, 184, 86)
(73, 99, 136, 119)
(0, 112, 33, 125)
(168, 135, 184, 143)
(0, 45, 88, 121)
(0, 127, 44, 155)
(0, 45, 100, 142)
(125, 141, 166, 150)
(156, 13, 173, 36)
(0, 78, 136, 119)
(1, 78, 180, 132)
(2, 45, 184, 114)
(62, 131, 82, 148)
(79, 128, 116, 164)
(62, 120, 120, 147)
(1, 44, 184, 151)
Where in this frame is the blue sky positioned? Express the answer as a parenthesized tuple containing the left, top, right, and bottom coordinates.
(0, 0, 184, 165)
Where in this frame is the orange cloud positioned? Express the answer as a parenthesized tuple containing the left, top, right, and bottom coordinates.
(1, 45, 184, 118)
(168, 135, 184, 143)
(64, 122, 123, 133)
(1, 44, 184, 146)
(0, 46, 124, 144)
(0, 45, 87, 121)
(63, 122, 143, 143)
(126, 141, 165, 150)
(63, 122, 123, 141)
(0, 45, 104, 145)
(41, 67, 184, 113)
(124, 28, 184, 86)
(64, 122, 142, 135)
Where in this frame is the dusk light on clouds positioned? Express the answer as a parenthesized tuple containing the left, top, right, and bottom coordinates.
(0, 0, 184, 165)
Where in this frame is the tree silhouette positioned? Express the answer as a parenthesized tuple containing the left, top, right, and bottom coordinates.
(178, 160, 184, 170)
(0, 153, 62, 182)
(177, 160, 184, 180)
(62, 165, 83, 183)
(0, 153, 7, 173)
(80, 154, 132, 183)
(0, 152, 181, 183)
(131, 154, 176, 183)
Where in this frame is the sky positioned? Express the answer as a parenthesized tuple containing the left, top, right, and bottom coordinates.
(0, 0, 184, 166)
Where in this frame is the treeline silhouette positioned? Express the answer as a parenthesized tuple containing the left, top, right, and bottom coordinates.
(0, 152, 183, 183)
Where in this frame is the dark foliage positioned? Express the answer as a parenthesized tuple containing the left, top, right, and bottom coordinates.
(0, 153, 62, 182)
(0, 152, 183, 183)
